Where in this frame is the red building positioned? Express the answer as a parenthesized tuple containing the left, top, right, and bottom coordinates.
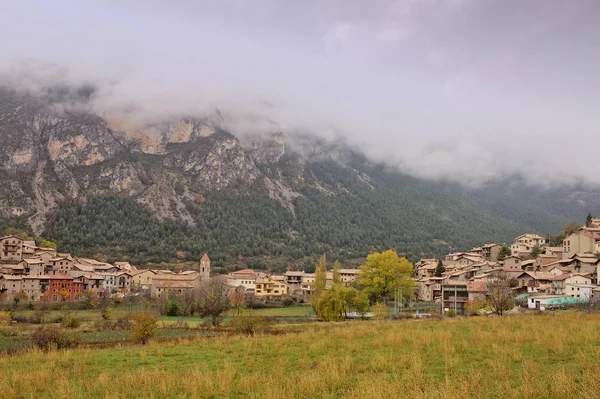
(44, 275, 83, 301)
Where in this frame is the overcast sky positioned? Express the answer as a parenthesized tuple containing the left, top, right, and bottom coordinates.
(1, 0, 599, 186)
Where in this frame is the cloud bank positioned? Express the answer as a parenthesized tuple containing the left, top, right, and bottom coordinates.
(1, 0, 599, 186)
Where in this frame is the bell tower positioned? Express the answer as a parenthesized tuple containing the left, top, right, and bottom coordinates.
(200, 253, 210, 279)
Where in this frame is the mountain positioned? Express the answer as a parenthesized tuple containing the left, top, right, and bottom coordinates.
(1, 86, 599, 271)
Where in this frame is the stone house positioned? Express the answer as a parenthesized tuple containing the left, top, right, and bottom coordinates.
(130, 269, 156, 291)
(151, 274, 203, 298)
(511, 234, 545, 256)
(1, 236, 23, 262)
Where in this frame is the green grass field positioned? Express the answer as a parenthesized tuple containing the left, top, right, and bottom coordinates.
(158, 305, 315, 326)
(2, 313, 600, 398)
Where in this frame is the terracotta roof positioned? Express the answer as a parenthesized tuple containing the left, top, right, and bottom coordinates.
(130, 269, 155, 276)
(524, 272, 555, 280)
(482, 243, 501, 248)
(155, 281, 195, 289)
(467, 281, 488, 293)
(284, 271, 306, 276)
(47, 275, 75, 280)
(0, 274, 23, 280)
(340, 269, 360, 274)
(153, 274, 200, 281)
(0, 235, 24, 241)
(94, 265, 119, 270)
(201, 253, 210, 261)
(73, 264, 95, 272)
(550, 274, 572, 281)
(228, 273, 256, 280)
(21, 259, 44, 265)
(74, 273, 105, 280)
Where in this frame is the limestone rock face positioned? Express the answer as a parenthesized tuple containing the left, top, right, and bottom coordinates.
(0, 88, 316, 233)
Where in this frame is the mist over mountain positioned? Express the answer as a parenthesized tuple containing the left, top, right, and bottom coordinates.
(1, 86, 599, 269)
(2, 1, 600, 187)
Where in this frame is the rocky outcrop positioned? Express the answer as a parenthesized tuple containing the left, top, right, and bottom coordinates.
(0, 88, 362, 234)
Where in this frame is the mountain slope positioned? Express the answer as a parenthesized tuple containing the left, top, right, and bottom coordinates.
(1, 86, 599, 269)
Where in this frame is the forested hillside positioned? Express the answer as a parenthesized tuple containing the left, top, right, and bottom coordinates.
(45, 151, 600, 271)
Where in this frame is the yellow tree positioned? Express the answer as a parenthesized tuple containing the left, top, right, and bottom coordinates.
(359, 250, 414, 304)
(332, 260, 341, 285)
(310, 255, 327, 311)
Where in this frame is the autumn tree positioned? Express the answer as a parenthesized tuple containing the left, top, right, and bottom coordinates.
(487, 273, 515, 315)
(332, 260, 341, 285)
(497, 245, 512, 261)
(434, 259, 445, 277)
(231, 289, 246, 316)
(130, 312, 158, 344)
(359, 250, 414, 304)
(196, 279, 231, 326)
(310, 255, 327, 310)
(316, 285, 351, 321)
(562, 221, 581, 236)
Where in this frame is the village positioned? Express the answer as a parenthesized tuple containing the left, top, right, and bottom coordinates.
(1, 218, 600, 316)
(415, 217, 600, 314)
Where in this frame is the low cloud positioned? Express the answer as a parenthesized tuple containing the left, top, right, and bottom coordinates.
(1, 0, 599, 187)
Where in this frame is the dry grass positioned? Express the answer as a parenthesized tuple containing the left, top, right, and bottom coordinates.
(1, 313, 600, 398)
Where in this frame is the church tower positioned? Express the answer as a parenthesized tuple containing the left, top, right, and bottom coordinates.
(200, 253, 210, 279)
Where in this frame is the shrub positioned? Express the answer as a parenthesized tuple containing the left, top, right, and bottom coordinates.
(171, 320, 190, 329)
(31, 325, 81, 351)
(0, 311, 11, 325)
(371, 303, 389, 320)
(94, 319, 115, 332)
(166, 300, 181, 317)
(130, 312, 158, 344)
(61, 315, 82, 329)
(101, 306, 112, 320)
(114, 317, 133, 330)
(390, 312, 412, 320)
(281, 296, 295, 307)
(230, 316, 273, 336)
(447, 309, 457, 318)
(465, 300, 488, 316)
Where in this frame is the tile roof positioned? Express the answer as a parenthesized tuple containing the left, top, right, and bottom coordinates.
(467, 281, 488, 293)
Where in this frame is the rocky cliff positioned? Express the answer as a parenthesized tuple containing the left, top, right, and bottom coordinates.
(1, 86, 599, 265)
(0, 87, 316, 234)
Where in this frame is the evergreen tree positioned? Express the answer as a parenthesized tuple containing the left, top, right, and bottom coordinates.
(434, 259, 445, 277)
(587, 212, 593, 227)
(497, 245, 512, 261)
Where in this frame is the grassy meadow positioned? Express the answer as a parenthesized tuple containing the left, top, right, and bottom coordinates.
(2, 312, 600, 398)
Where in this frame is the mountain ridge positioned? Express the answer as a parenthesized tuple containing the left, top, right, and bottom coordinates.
(1, 86, 599, 269)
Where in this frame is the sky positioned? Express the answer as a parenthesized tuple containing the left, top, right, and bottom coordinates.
(1, 0, 599, 186)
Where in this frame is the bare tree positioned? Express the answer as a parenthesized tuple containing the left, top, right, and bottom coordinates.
(487, 273, 515, 316)
(196, 278, 231, 326)
(576, 295, 599, 314)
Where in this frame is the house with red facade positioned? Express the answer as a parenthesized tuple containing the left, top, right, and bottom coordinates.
(44, 275, 83, 301)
